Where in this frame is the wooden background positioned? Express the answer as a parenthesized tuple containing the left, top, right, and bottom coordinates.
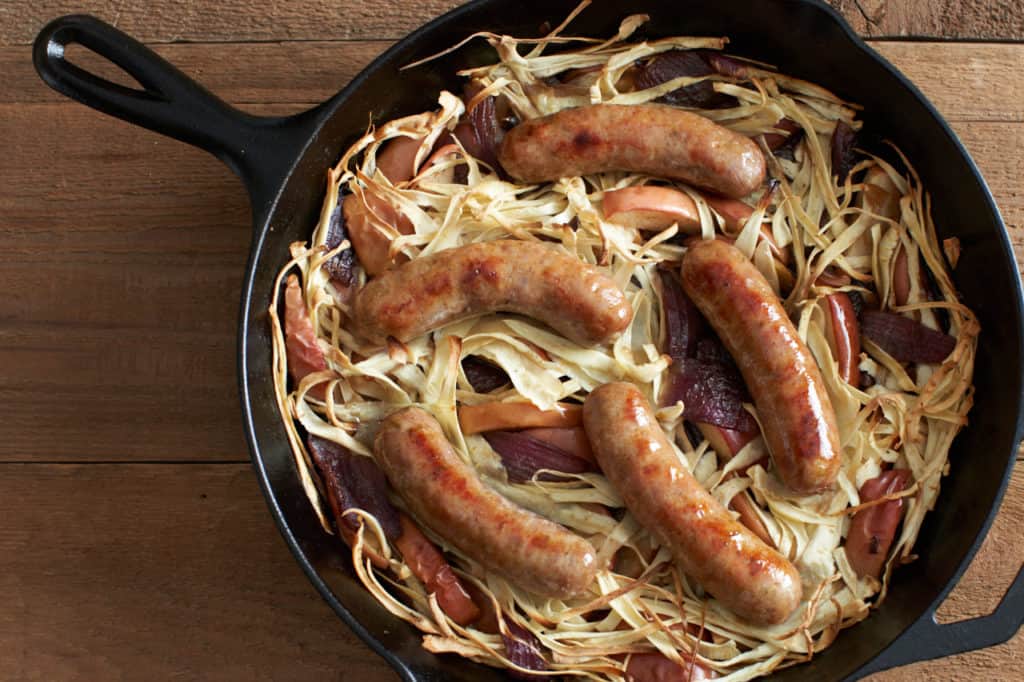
(1, 0, 1021, 679)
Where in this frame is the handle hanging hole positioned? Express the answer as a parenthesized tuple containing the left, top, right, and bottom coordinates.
(64, 41, 147, 92)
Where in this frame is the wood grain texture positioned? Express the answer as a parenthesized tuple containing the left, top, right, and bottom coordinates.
(3, 0, 1023, 44)
(833, 0, 1024, 40)
(0, 464, 391, 681)
(2, 1, 1022, 679)
(4, 40, 1023, 118)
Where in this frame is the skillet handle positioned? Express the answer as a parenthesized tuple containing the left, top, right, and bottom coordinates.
(32, 14, 327, 225)
(857, 562, 1024, 677)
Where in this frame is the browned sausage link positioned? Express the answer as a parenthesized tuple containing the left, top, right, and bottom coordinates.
(352, 240, 633, 345)
(498, 104, 765, 199)
(374, 407, 598, 599)
(583, 383, 802, 625)
(681, 240, 841, 493)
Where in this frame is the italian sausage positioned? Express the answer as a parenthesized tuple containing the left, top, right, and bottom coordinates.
(352, 240, 633, 345)
(584, 383, 802, 625)
(681, 239, 841, 493)
(374, 407, 599, 599)
(498, 104, 765, 199)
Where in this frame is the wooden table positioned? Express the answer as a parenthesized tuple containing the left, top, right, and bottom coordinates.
(1, 1, 1021, 679)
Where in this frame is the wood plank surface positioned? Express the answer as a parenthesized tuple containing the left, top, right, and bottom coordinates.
(3, 0, 1022, 44)
(1, 1, 1021, 680)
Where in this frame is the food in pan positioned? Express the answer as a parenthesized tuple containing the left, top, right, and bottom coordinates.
(269, 6, 978, 679)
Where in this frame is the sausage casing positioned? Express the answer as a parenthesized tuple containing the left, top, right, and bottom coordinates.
(374, 407, 599, 599)
(583, 382, 802, 625)
(681, 239, 842, 493)
(498, 104, 765, 199)
(352, 240, 632, 345)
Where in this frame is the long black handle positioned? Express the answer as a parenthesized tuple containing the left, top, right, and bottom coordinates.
(33, 14, 328, 226)
(856, 546, 1024, 677)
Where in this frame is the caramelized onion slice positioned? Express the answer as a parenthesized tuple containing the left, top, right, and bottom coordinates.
(861, 310, 956, 364)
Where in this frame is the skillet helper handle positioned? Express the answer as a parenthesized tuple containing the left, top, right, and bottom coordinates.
(32, 14, 323, 219)
(859, 563, 1024, 677)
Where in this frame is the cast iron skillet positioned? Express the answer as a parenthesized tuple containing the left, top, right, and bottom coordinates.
(33, 0, 1024, 679)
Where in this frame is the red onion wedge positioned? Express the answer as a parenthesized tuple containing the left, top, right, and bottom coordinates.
(861, 310, 956, 364)
(306, 434, 402, 570)
(660, 270, 704, 362)
(462, 356, 510, 393)
(662, 358, 758, 433)
(323, 202, 357, 288)
(831, 120, 857, 184)
(846, 469, 912, 578)
(503, 620, 548, 679)
(454, 95, 504, 174)
(483, 430, 595, 483)
(633, 49, 736, 109)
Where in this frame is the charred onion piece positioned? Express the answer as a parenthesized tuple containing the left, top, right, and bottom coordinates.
(503, 620, 548, 678)
(634, 49, 736, 109)
(861, 310, 956, 364)
(763, 118, 804, 154)
(846, 470, 912, 578)
(826, 293, 861, 386)
(484, 430, 595, 482)
(323, 202, 357, 287)
(831, 120, 857, 184)
(462, 356, 510, 393)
